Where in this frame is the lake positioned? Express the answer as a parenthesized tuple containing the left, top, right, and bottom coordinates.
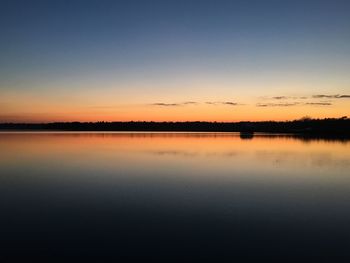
(1, 132, 350, 260)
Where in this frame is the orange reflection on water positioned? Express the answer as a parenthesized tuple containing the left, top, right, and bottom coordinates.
(0, 132, 349, 182)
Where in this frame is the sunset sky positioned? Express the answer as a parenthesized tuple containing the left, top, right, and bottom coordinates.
(1, 0, 349, 122)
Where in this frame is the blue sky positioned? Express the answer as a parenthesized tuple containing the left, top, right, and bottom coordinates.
(1, 0, 350, 121)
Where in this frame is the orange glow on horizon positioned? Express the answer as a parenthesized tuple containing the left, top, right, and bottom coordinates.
(0, 90, 349, 123)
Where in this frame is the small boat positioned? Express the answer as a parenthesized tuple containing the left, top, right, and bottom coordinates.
(239, 131, 254, 139)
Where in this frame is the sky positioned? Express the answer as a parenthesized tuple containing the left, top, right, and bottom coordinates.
(0, 0, 350, 122)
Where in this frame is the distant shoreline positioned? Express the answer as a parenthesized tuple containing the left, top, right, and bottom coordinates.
(0, 118, 349, 137)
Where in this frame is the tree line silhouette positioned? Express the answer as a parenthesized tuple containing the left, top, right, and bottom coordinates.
(0, 117, 349, 136)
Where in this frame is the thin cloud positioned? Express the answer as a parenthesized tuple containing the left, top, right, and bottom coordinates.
(150, 101, 198, 107)
(270, 96, 308, 100)
(312, 95, 335, 99)
(312, 94, 350, 99)
(305, 102, 332, 106)
(257, 101, 333, 107)
(206, 101, 242, 106)
(256, 102, 299, 107)
(260, 94, 349, 102)
(272, 96, 289, 100)
(182, 101, 198, 105)
(222, 101, 239, 106)
(151, 103, 182, 107)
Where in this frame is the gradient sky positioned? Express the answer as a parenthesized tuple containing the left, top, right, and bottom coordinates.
(1, 0, 350, 122)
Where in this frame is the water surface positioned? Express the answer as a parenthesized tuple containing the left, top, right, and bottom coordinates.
(1, 132, 349, 260)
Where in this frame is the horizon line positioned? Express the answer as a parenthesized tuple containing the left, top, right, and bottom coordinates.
(0, 116, 348, 124)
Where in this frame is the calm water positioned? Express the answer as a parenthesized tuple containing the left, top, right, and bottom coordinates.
(1, 132, 350, 260)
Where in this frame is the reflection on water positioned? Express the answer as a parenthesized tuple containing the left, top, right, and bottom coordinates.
(0, 132, 350, 260)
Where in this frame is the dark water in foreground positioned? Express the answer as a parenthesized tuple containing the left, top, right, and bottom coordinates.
(0, 132, 350, 261)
